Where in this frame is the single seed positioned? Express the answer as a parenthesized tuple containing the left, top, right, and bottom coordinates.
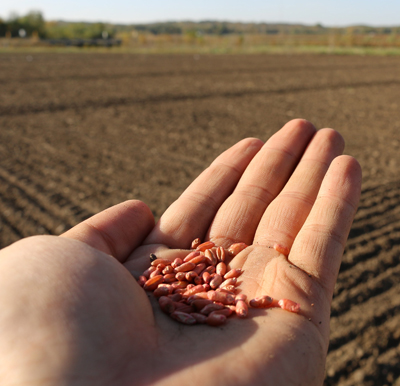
(190, 254, 207, 265)
(209, 308, 233, 317)
(153, 284, 173, 297)
(216, 262, 227, 276)
(220, 277, 237, 288)
(196, 241, 215, 252)
(157, 263, 166, 271)
(202, 271, 211, 284)
(162, 265, 174, 275)
(236, 300, 248, 318)
(205, 249, 218, 266)
(171, 280, 189, 290)
(163, 274, 176, 283)
(194, 276, 203, 285)
(150, 268, 162, 278)
(224, 268, 243, 279)
(187, 292, 210, 302)
(193, 263, 206, 275)
(216, 246, 227, 262)
(175, 272, 186, 281)
(142, 266, 157, 279)
(143, 275, 164, 291)
(171, 258, 183, 268)
(191, 299, 213, 311)
(170, 311, 197, 325)
(208, 290, 235, 305)
(159, 296, 175, 314)
(206, 313, 227, 326)
(278, 299, 301, 313)
(182, 284, 206, 298)
(151, 258, 173, 267)
(190, 312, 207, 323)
(138, 275, 147, 286)
(200, 302, 225, 315)
(273, 243, 290, 256)
(235, 294, 247, 302)
(185, 271, 198, 282)
(175, 262, 196, 272)
(249, 296, 274, 308)
(173, 303, 194, 314)
(183, 251, 201, 262)
(210, 274, 223, 289)
(167, 293, 182, 302)
(204, 266, 216, 274)
(191, 238, 201, 249)
(228, 242, 247, 256)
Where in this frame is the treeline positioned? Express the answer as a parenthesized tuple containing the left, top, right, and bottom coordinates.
(0, 11, 115, 39)
(1, 10, 400, 39)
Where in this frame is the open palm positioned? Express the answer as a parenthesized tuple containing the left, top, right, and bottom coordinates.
(0, 119, 361, 386)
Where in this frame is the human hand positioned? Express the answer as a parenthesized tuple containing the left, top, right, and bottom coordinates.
(0, 119, 361, 386)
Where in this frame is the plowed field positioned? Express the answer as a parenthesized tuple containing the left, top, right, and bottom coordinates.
(1, 52, 399, 385)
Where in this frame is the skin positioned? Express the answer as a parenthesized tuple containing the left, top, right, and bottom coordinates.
(0, 119, 362, 386)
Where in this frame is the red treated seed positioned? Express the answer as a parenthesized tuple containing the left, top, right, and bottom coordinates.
(150, 268, 162, 278)
(235, 294, 247, 302)
(220, 277, 237, 288)
(183, 251, 201, 262)
(151, 258, 173, 267)
(186, 284, 195, 290)
(209, 308, 233, 317)
(171, 280, 189, 290)
(190, 254, 207, 265)
(157, 263, 166, 270)
(187, 292, 210, 302)
(142, 266, 157, 278)
(216, 287, 235, 295)
(159, 296, 176, 314)
(220, 285, 236, 293)
(202, 271, 211, 284)
(249, 296, 274, 308)
(173, 303, 194, 314)
(154, 285, 173, 297)
(210, 274, 223, 289)
(278, 299, 301, 313)
(194, 276, 203, 285)
(204, 266, 216, 274)
(175, 262, 196, 272)
(138, 275, 147, 286)
(190, 312, 207, 323)
(228, 243, 247, 256)
(203, 283, 211, 291)
(273, 243, 290, 256)
(193, 263, 206, 275)
(196, 241, 215, 252)
(235, 300, 248, 318)
(208, 290, 235, 305)
(216, 262, 227, 276)
(171, 258, 183, 268)
(143, 275, 164, 291)
(163, 273, 177, 283)
(175, 272, 186, 281)
(206, 313, 227, 326)
(216, 246, 227, 262)
(224, 268, 243, 279)
(170, 311, 197, 325)
(168, 293, 182, 302)
(191, 238, 201, 249)
(162, 265, 174, 275)
(185, 271, 198, 282)
(200, 303, 225, 315)
(173, 288, 186, 294)
(205, 249, 218, 266)
(191, 299, 213, 311)
(182, 285, 206, 298)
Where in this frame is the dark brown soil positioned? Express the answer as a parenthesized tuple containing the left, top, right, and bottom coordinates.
(1, 52, 399, 385)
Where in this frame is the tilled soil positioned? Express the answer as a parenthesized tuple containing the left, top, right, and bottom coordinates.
(0, 52, 399, 385)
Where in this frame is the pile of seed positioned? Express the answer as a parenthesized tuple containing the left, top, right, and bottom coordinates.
(138, 238, 300, 326)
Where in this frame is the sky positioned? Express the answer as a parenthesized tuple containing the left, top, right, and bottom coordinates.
(1, 0, 400, 27)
